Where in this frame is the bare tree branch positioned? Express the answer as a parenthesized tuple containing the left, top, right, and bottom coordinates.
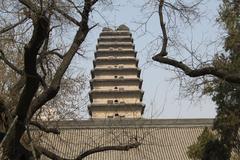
(27, 0, 97, 121)
(76, 142, 141, 160)
(89, 23, 98, 31)
(0, 17, 28, 35)
(0, 116, 18, 147)
(152, 0, 240, 84)
(35, 142, 141, 160)
(0, 49, 24, 75)
(54, 7, 81, 26)
(29, 121, 60, 134)
(152, 56, 240, 83)
(66, 0, 84, 17)
(0, 97, 12, 126)
(19, 0, 39, 13)
(158, 0, 168, 57)
(26, 124, 38, 159)
(46, 50, 64, 59)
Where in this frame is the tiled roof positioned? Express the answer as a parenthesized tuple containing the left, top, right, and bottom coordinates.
(36, 119, 213, 160)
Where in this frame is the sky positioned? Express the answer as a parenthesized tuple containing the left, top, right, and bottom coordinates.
(73, 0, 222, 119)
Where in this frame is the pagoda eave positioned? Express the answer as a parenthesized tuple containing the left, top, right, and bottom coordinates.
(89, 90, 144, 102)
(90, 78, 143, 89)
(95, 51, 137, 58)
(91, 68, 141, 78)
(97, 45, 135, 50)
(98, 37, 133, 43)
(94, 57, 138, 62)
(93, 58, 138, 68)
(90, 89, 144, 95)
(88, 103, 145, 116)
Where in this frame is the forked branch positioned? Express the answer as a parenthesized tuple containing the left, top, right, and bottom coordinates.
(36, 142, 141, 160)
(30, 121, 60, 134)
(0, 17, 28, 35)
(0, 50, 24, 75)
(27, 0, 98, 121)
(152, 56, 240, 83)
(152, 1, 240, 84)
(76, 142, 141, 160)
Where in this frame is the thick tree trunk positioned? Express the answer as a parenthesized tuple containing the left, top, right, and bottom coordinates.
(1, 15, 49, 160)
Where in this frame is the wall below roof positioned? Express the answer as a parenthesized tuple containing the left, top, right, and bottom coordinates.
(44, 118, 213, 129)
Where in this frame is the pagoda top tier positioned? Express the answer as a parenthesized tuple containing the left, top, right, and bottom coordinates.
(100, 25, 131, 37)
(102, 25, 129, 32)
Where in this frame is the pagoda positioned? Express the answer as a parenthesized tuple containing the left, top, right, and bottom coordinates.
(88, 25, 145, 118)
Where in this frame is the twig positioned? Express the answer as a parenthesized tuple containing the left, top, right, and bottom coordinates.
(26, 124, 38, 160)
(0, 50, 24, 75)
(0, 116, 18, 147)
(0, 17, 28, 34)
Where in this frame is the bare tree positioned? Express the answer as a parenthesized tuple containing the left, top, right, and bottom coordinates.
(150, 0, 240, 158)
(152, 0, 240, 84)
(0, 0, 140, 159)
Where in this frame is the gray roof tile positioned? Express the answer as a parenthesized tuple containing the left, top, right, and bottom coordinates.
(37, 119, 212, 160)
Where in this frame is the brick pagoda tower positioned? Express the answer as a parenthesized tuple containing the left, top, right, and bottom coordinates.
(89, 25, 145, 118)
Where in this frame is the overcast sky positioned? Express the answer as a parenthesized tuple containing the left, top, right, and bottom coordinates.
(73, 0, 222, 119)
